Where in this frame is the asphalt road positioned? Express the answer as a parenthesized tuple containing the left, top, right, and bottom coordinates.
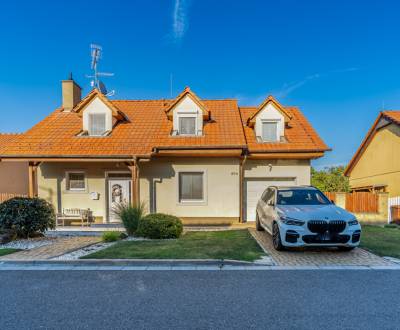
(0, 270, 399, 330)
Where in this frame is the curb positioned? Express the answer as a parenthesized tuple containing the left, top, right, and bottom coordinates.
(0, 259, 399, 271)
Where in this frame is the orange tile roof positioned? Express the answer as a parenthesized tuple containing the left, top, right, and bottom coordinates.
(345, 111, 400, 176)
(383, 110, 400, 124)
(239, 106, 329, 153)
(0, 134, 22, 153)
(0, 90, 329, 158)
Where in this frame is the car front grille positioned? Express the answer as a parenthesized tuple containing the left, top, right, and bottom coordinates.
(307, 220, 346, 234)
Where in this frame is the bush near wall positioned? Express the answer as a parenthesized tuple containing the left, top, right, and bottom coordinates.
(0, 197, 56, 238)
(137, 213, 183, 239)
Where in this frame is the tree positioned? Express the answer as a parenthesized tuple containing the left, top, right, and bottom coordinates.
(311, 166, 350, 192)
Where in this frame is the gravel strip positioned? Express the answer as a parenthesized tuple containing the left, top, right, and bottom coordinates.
(52, 237, 148, 260)
(0, 237, 56, 250)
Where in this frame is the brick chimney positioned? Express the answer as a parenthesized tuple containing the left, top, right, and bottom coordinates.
(62, 73, 82, 111)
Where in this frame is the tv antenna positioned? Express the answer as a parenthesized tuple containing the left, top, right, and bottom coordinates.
(86, 44, 115, 96)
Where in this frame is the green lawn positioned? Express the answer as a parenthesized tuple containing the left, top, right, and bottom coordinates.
(0, 248, 20, 257)
(360, 225, 400, 258)
(82, 230, 265, 262)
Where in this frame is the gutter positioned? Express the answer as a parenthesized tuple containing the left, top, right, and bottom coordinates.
(239, 154, 248, 223)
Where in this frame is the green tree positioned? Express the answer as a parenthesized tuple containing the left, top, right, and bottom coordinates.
(311, 166, 350, 192)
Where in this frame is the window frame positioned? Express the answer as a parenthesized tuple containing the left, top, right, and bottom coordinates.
(261, 120, 279, 142)
(65, 171, 87, 192)
(177, 114, 197, 136)
(88, 113, 107, 136)
(176, 170, 207, 205)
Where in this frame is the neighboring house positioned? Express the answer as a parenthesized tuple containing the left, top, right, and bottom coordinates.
(0, 134, 28, 196)
(0, 78, 329, 224)
(345, 111, 400, 197)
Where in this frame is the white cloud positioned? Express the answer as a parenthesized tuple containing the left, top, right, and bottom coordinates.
(171, 0, 191, 43)
(274, 67, 359, 99)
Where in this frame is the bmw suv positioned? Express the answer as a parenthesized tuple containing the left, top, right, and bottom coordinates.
(255, 186, 361, 251)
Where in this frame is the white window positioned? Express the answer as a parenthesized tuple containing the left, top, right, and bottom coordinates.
(179, 172, 204, 202)
(262, 121, 279, 142)
(179, 117, 196, 135)
(89, 113, 106, 136)
(66, 172, 86, 191)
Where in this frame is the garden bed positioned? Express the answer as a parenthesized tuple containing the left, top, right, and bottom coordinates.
(82, 230, 266, 262)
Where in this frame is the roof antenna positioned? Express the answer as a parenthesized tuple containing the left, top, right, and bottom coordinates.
(85, 44, 115, 96)
(170, 73, 173, 98)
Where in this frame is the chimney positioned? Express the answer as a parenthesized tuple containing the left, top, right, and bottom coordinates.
(62, 73, 82, 111)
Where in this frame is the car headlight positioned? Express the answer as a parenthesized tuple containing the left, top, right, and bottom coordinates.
(280, 215, 305, 226)
(348, 219, 359, 226)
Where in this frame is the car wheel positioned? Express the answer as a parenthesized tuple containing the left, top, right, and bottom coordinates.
(256, 213, 264, 231)
(272, 222, 284, 251)
(338, 246, 355, 252)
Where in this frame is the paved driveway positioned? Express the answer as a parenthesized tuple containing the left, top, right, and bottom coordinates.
(249, 229, 393, 266)
(0, 237, 100, 260)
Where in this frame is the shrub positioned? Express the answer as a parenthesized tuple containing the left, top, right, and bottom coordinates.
(102, 231, 123, 242)
(136, 213, 183, 239)
(0, 197, 55, 238)
(112, 202, 145, 236)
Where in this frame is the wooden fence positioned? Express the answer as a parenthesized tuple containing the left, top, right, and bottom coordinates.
(346, 192, 379, 213)
(323, 192, 379, 213)
(0, 193, 27, 203)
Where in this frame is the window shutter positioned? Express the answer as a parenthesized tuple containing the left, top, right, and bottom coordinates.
(179, 172, 204, 201)
(262, 122, 278, 142)
(89, 114, 106, 136)
(179, 117, 196, 135)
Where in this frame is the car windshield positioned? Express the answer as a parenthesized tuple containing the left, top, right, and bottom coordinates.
(277, 189, 331, 205)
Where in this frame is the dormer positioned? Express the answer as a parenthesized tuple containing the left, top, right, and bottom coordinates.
(247, 95, 292, 143)
(165, 87, 210, 136)
(73, 89, 126, 136)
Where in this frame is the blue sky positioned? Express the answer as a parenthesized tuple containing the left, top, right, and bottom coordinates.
(0, 0, 397, 168)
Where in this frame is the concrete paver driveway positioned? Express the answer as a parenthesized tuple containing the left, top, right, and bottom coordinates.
(249, 228, 393, 266)
(0, 237, 100, 260)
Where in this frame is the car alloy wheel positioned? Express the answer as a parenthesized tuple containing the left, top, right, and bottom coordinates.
(272, 222, 284, 251)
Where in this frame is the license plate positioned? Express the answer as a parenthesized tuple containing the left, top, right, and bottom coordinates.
(321, 232, 331, 240)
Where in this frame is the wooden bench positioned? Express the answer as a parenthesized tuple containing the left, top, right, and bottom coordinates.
(56, 208, 93, 227)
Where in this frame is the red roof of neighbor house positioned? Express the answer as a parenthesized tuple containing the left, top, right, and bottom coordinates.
(345, 110, 400, 176)
(383, 110, 400, 124)
(0, 89, 329, 158)
(0, 134, 22, 153)
(239, 106, 329, 153)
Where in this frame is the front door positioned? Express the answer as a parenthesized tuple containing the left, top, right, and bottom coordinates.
(108, 179, 131, 223)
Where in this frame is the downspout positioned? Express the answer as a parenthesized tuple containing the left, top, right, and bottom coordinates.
(239, 154, 248, 223)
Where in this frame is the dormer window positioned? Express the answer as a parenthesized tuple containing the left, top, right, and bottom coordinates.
(89, 113, 107, 136)
(165, 87, 210, 137)
(262, 120, 279, 142)
(179, 116, 196, 135)
(247, 95, 292, 144)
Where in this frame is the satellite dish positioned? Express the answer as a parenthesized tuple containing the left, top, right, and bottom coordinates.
(99, 81, 108, 95)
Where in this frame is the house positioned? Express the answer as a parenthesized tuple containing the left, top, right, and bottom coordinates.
(345, 111, 400, 197)
(0, 77, 329, 225)
(0, 134, 28, 196)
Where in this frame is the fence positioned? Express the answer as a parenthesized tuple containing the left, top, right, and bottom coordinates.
(0, 193, 27, 203)
(323, 192, 379, 213)
(388, 196, 400, 223)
